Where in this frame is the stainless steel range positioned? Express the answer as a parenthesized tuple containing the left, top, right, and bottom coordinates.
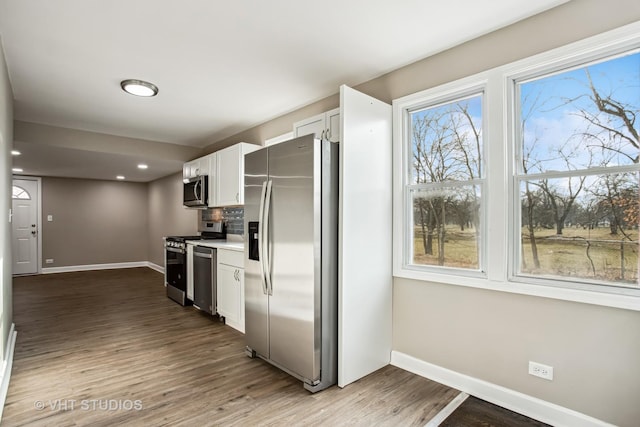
(164, 235, 202, 306)
(164, 226, 226, 306)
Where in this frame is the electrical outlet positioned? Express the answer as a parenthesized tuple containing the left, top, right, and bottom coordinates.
(45, 259, 54, 264)
(529, 361, 553, 380)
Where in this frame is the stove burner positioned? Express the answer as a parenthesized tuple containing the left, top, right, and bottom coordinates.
(165, 235, 203, 243)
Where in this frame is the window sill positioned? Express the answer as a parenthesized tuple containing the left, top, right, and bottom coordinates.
(394, 267, 640, 311)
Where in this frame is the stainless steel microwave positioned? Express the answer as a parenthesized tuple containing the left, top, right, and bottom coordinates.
(183, 175, 208, 208)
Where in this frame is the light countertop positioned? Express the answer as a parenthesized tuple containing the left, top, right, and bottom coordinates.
(185, 240, 244, 252)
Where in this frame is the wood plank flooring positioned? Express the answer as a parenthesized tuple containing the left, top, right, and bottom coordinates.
(4, 268, 460, 426)
(441, 396, 551, 427)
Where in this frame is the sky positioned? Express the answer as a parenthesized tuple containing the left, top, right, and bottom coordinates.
(409, 94, 482, 184)
(519, 50, 640, 172)
(408, 49, 639, 189)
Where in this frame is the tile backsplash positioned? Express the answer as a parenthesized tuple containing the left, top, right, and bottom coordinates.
(201, 207, 244, 235)
(222, 207, 244, 235)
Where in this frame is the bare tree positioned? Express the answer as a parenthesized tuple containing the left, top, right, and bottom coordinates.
(583, 69, 639, 162)
(538, 175, 586, 236)
(519, 89, 551, 268)
(412, 109, 454, 261)
(411, 99, 482, 266)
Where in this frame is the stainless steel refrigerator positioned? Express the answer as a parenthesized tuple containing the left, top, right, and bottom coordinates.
(244, 134, 338, 393)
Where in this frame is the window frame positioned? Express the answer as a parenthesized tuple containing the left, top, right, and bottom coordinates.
(394, 77, 490, 280)
(393, 21, 640, 311)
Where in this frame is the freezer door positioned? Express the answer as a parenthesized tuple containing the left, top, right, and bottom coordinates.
(267, 135, 321, 382)
(244, 147, 270, 358)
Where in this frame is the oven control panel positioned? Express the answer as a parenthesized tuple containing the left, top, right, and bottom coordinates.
(165, 240, 186, 250)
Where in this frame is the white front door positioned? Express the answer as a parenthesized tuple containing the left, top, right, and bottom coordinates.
(12, 178, 39, 275)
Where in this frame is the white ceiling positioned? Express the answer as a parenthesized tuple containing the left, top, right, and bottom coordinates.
(0, 0, 568, 181)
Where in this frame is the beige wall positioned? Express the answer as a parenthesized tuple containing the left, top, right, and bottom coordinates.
(394, 279, 640, 426)
(30, 170, 196, 270)
(385, 2, 640, 425)
(193, 1, 640, 425)
(0, 37, 14, 359)
(201, 95, 339, 153)
(147, 172, 198, 267)
(41, 177, 149, 267)
(29, 172, 196, 271)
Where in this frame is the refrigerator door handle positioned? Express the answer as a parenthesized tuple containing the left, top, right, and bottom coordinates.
(264, 179, 273, 296)
(258, 181, 268, 295)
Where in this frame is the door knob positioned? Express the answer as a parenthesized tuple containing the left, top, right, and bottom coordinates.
(31, 230, 37, 236)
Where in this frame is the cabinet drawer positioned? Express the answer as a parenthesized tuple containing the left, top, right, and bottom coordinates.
(218, 249, 244, 267)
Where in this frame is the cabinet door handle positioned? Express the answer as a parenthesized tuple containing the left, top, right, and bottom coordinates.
(236, 192, 239, 203)
(320, 130, 325, 141)
(326, 128, 330, 141)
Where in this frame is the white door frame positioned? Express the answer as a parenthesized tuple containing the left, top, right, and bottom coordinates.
(12, 176, 42, 275)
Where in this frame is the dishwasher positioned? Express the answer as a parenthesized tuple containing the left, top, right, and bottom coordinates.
(193, 245, 216, 315)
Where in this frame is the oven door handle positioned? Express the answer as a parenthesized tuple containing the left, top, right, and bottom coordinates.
(166, 247, 186, 254)
(194, 251, 213, 259)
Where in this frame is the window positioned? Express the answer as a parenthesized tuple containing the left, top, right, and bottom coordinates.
(397, 86, 486, 275)
(514, 51, 640, 289)
(12, 185, 31, 200)
(393, 22, 640, 309)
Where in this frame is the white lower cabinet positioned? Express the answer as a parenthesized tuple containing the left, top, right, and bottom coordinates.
(216, 249, 244, 333)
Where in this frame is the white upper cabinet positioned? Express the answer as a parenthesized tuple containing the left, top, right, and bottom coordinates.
(293, 107, 340, 142)
(183, 143, 260, 207)
(209, 142, 260, 207)
(183, 155, 211, 180)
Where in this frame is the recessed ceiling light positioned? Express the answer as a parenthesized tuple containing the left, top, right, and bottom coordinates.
(11, 150, 21, 156)
(137, 163, 148, 169)
(12, 167, 23, 173)
(116, 175, 126, 180)
(120, 79, 158, 97)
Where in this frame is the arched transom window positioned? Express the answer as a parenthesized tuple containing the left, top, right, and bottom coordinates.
(12, 185, 31, 200)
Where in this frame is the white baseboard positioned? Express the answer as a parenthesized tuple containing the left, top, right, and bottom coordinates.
(0, 323, 17, 420)
(146, 262, 164, 274)
(42, 261, 150, 274)
(41, 261, 164, 275)
(391, 351, 614, 427)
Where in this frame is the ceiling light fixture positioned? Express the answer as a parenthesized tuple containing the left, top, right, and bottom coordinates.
(120, 79, 158, 97)
(137, 163, 148, 169)
(12, 167, 23, 173)
(116, 175, 126, 180)
(11, 150, 21, 156)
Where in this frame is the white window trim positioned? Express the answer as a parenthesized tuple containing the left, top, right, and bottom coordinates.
(393, 20, 640, 311)
(393, 76, 487, 278)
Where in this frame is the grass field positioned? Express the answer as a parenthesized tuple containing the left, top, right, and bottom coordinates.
(413, 225, 639, 285)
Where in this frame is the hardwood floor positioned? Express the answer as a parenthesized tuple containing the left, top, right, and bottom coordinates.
(440, 396, 551, 427)
(4, 268, 459, 426)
